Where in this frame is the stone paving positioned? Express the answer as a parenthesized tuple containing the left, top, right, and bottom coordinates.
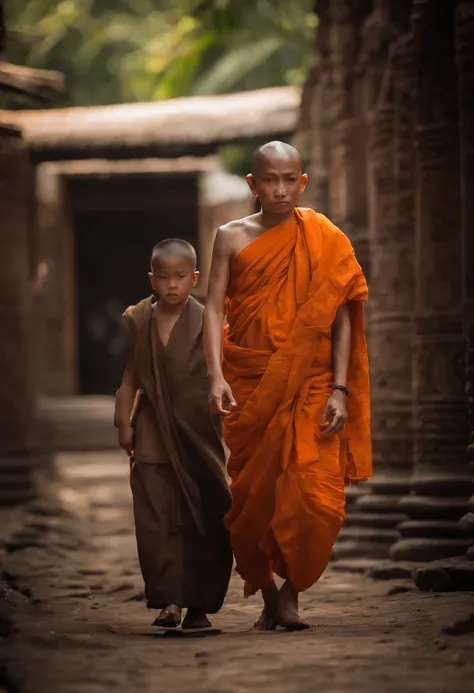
(1, 451, 474, 693)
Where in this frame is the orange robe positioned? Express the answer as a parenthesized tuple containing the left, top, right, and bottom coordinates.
(222, 208, 371, 596)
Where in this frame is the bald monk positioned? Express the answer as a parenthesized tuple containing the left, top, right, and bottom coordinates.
(203, 141, 371, 631)
(114, 239, 233, 630)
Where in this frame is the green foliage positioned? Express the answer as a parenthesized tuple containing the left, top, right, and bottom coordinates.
(5, 0, 317, 106)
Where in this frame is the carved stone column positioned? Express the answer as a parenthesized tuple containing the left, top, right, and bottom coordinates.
(391, 0, 472, 562)
(455, 2, 474, 559)
(334, 2, 414, 559)
(294, 0, 332, 215)
(347, 85, 412, 557)
(327, 1, 370, 273)
(0, 125, 37, 505)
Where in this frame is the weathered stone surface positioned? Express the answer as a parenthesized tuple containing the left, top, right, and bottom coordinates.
(392, 539, 473, 563)
(0, 126, 38, 505)
(413, 561, 474, 592)
(455, 2, 474, 559)
(334, 3, 415, 560)
(458, 513, 474, 536)
(391, 0, 471, 563)
(1, 450, 473, 693)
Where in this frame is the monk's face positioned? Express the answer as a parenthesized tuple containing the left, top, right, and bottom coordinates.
(149, 255, 198, 308)
(246, 154, 308, 214)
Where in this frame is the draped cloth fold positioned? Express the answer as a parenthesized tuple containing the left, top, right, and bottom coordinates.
(222, 208, 371, 596)
(123, 296, 233, 613)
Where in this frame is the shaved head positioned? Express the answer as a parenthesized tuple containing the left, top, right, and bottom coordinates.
(252, 141, 302, 175)
(246, 140, 307, 213)
(151, 238, 197, 270)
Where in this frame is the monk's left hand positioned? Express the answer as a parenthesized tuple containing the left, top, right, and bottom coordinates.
(320, 390, 347, 437)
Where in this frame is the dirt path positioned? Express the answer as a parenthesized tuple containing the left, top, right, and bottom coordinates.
(1, 451, 473, 693)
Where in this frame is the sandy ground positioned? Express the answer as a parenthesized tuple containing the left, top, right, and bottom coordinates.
(1, 450, 473, 693)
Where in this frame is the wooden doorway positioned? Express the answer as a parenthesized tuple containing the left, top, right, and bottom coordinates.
(68, 173, 198, 394)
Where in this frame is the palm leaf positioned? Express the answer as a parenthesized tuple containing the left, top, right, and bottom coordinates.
(191, 35, 283, 95)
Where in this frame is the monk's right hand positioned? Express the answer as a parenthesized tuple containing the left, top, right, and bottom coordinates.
(209, 377, 237, 416)
(118, 424, 134, 456)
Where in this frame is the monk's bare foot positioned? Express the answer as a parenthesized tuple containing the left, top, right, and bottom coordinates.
(254, 581, 278, 630)
(152, 604, 182, 628)
(254, 607, 278, 631)
(276, 581, 310, 631)
(182, 608, 212, 630)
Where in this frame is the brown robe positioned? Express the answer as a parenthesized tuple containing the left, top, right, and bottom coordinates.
(123, 295, 233, 613)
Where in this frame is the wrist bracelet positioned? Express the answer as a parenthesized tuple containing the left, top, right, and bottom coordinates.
(332, 384, 350, 396)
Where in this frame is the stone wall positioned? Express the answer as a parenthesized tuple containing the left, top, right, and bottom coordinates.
(295, 0, 474, 561)
(0, 124, 37, 505)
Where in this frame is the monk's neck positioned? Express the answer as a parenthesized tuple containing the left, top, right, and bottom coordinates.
(156, 298, 188, 318)
(259, 207, 296, 230)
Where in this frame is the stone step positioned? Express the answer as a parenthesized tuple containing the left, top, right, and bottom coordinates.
(329, 557, 416, 580)
(331, 540, 390, 560)
(345, 483, 369, 501)
(390, 538, 472, 562)
(356, 494, 406, 514)
(412, 558, 474, 591)
(342, 512, 405, 529)
(411, 474, 474, 497)
(329, 558, 381, 573)
(398, 519, 466, 539)
(458, 512, 474, 536)
(366, 476, 411, 495)
(399, 496, 469, 521)
(338, 526, 399, 543)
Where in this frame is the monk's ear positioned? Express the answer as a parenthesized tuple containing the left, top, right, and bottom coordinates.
(148, 271, 154, 290)
(300, 173, 308, 193)
(246, 174, 258, 196)
(192, 270, 199, 288)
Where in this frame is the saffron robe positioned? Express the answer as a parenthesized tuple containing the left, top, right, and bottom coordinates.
(123, 296, 233, 612)
(222, 208, 371, 596)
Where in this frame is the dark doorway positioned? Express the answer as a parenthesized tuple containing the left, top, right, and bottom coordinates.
(69, 173, 198, 395)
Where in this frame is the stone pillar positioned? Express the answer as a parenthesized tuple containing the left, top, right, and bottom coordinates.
(327, 0, 369, 271)
(346, 81, 411, 558)
(0, 125, 37, 505)
(293, 0, 332, 215)
(391, 0, 473, 562)
(34, 163, 78, 396)
(334, 2, 414, 559)
(455, 2, 474, 559)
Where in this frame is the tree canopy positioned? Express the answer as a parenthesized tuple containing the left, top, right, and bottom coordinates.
(5, 0, 317, 107)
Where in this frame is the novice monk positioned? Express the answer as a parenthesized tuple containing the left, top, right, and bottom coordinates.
(114, 239, 233, 630)
(203, 141, 371, 631)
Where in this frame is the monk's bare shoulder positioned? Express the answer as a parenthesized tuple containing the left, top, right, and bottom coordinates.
(216, 213, 262, 260)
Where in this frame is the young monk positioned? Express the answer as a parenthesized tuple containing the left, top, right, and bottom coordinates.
(203, 141, 371, 631)
(114, 238, 233, 630)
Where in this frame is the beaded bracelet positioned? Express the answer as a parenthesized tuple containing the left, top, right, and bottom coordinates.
(332, 384, 350, 397)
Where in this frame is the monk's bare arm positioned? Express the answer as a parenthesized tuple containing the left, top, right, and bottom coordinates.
(322, 303, 351, 437)
(203, 228, 231, 379)
(114, 362, 138, 427)
(203, 228, 237, 414)
(114, 362, 138, 454)
(331, 303, 351, 387)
